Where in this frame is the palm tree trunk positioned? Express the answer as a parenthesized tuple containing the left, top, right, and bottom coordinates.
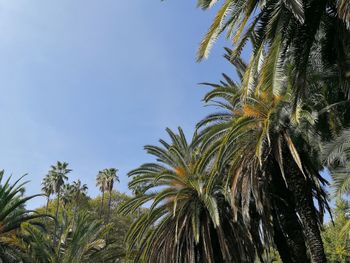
(100, 190, 105, 219)
(74, 192, 79, 215)
(106, 190, 112, 224)
(272, 204, 310, 263)
(45, 196, 50, 215)
(285, 155, 327, 263)
(54, 190, 60, 246)
(272, 212, 293, 263)
(45, 196, 50, 225)
(270, 161, 310, 263)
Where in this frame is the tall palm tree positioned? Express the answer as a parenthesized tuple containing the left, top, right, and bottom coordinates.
(103, 168, 119, 224)
(120, 128, 259, 263)
(49, 161, 71, 243)
(41, 173, 55, 216)
(71, 179, 88, 213)
(196, 54, 330, 262)
(96, 171, 108, 219)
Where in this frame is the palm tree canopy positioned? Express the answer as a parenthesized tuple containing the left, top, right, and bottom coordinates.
(194, 0, 350, 99)
(196, 51, 331, 220)
(41, 173, 55, 197)
(49, 161, 71, 193)
(96, 171, 108, 192)
(61, 184, 74, 207)
(120, 127, 259, 263)
(103, 168, 119, 192)
(72, 179, 88, 198)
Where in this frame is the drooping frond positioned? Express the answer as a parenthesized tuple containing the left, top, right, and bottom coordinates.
(197, 0, 234, 61)
(323, 129, 350, 196)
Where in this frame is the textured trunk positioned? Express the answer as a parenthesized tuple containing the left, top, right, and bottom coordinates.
(277, 211, 310, 263)
(270, 163, 310, 263)
(272, 213, 293, 263)
(285, 155, 327, 263)
(100, 190, 105, 219)
(54, 190, 60, 246)
(106, 190, 112, 224)
(74, 192, 79, 215)
(45, 196, 50, 224)
(45, 196, 50, 215)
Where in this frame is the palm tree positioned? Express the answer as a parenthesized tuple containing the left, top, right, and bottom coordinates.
(21, 211, 107, 263)
(0, 171, 47, 261)
(194, 0, 350, 99)
(71, 179, 88, 213)
(61, 184, 74, 208)
(96, 171, 108, 219)
(131, 184, 146, 218)
(56, 212, 107, 263)
(49, 161, 71, 243)
(196, 54, 330, 262)
(120, 128, 259, 263)
(41, 173, 55, 216)
(131, 184, 145, 197)
(103, 168, 119, 224)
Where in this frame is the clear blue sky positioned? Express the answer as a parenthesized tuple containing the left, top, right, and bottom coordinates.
(0, 0, 248, 208)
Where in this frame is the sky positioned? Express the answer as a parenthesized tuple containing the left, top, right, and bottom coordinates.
(0, 0, 250, 208)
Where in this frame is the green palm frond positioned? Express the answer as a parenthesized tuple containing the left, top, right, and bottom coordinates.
(323, 129, 350, 196)
(194, 0, 349, 100)
(0, 171, 49, 262)
(197, 0, 235, 61)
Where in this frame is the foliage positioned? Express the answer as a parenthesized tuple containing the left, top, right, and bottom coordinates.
(0, 171, 47, 262)
(17, 212, 107, 263)
(323, 129, 350, 196)
(0, 0, 348, 262)
(323, 199, 350, 262)
(195, 0, 350, 100)
(34, 188, 134, 263)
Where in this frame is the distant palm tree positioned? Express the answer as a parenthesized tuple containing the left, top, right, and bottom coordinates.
(131, 184, 145, 218)
(104, 168, 119, 224)
(131, 184, 144, 197)
(71, 179, 88, 213)
(49, 161, 71, 243)
(41, 173, 55, 215)
(96, 171, 108, 219)
(61, 184, 74, 208)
